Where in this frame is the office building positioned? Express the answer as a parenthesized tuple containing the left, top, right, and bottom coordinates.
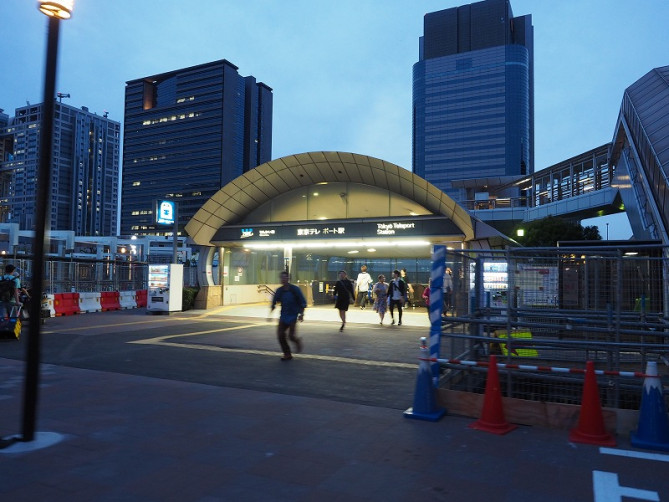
(412, 0, 534, 202)
(121, 59, 273, 236)
(0, 102, 121, 235)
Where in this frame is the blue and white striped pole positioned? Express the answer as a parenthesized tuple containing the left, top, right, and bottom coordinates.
(429, 245, 445, 385)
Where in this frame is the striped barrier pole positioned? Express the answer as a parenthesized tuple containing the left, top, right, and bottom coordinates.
(424, 357, 656, 379)
(429, 245, 445, 386)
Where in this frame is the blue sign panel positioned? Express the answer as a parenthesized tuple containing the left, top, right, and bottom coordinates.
(156, 200, 176, 225)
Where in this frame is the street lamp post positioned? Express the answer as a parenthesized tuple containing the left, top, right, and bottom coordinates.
(21, 0, 74, 443)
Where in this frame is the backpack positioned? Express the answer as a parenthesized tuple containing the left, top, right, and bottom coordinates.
(0, 276, 15, 303)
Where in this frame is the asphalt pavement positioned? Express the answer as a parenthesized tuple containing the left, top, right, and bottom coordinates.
(0, 305, 668, 501)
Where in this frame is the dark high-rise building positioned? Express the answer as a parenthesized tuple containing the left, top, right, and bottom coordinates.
(413, 0, 534, 202)
(121, 59, 273, 236)
(0, 102, 121, 235)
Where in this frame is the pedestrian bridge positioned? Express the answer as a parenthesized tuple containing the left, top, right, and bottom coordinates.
(458, 66, 669, 246)
(456, 143, 624, 236)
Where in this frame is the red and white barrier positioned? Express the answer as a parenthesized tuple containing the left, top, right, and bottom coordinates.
(79, 292, 102, 313)
(119, 291, 137, 309)
(428, 357, 653, 379)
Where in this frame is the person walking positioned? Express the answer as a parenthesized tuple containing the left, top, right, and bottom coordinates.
(270, 271, 306, 361)
(388, 269, 407, 325)
(372, 274, 389, 324)
(355, 265, 373, 309)
(0, 264, 22, 319)
(443, 267, 454, 315)
(401, 268, 414, 308)
(422, 279, 431, 318)
(333, 270, 355, 331)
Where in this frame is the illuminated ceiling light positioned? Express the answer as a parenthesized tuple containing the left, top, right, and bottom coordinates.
(367, 248, 376, 253)
(409, 212, 418, 216)
(347, 250, 359, 254)
(242, 240, 431, 251)
(624, 251, 638, 256)
(313, 192, 319, 196)
(38, 0, 74, 19)
(318, 217, 327, 220)
(317, 182, 328, 185)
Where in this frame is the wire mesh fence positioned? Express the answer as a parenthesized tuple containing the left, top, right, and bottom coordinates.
(438, 245, 669, 411)
(0, 257, 148, 293)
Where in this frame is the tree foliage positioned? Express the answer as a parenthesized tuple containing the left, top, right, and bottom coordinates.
(518, 216, 601, 247)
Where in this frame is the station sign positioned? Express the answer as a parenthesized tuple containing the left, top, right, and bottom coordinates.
(213, 217, 463, 242)
(156, 200, 176, 225)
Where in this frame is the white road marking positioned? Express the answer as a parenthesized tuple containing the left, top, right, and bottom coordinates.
(592, 471, 658, 501)
(600, 447, 669, 463)
(129, 327, 416, 368)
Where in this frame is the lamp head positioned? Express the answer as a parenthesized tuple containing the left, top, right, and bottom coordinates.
(37, 0, 74, 19)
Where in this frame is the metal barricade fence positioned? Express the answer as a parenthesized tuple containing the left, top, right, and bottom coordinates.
(438, 245, 669, 411)
(0, 258, 149, 294)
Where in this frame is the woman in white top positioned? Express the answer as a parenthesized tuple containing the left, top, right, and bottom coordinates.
(355, 265, 373, 309)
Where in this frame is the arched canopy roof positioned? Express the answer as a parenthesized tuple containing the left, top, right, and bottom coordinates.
(185, 151, 475, 245)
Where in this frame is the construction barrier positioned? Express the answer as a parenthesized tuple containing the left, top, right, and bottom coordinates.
(469, 354, 517, 435)
(631, 361, 669, 452)
(42, 294, 56, 318)
(100, 291, 121, 311)
(78, 292, 102, 313)
(404, 337, 446, 421)
(53, 292, 81, 316)
(569, 361, 616, 446)
(119, 291, 137, 310)
(135, 289, 148, 308)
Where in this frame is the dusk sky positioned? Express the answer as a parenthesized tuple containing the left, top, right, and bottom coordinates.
(3, 0, 668, 239)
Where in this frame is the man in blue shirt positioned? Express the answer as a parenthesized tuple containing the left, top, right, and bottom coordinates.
(0, 264, 22, 319)
(270, 271, 307, 361)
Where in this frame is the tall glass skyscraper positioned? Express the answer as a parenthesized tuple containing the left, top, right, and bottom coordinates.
(413, 0, 533, 202)
(121, 59, 272, 236)
(0, 102, 121, 235)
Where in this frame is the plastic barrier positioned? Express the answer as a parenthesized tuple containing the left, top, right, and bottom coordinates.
(100, 291, 121, 311)
(119, 291, 137, 310)
(53, 292, 81, 316)
(135, 289, 148, 308)
(79, 292, 102, 313)
(42, 294, 55, 318)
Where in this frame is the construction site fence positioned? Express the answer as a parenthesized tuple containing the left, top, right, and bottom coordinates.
(0, 257, 201, 293)
(437, 244, 669, 411)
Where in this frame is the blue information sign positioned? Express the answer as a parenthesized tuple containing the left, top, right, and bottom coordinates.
(156, 200, 176, 225)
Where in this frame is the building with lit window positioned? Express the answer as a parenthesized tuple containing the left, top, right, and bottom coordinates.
(412, 0, 533, 203)
(0, 102, 120, 235)
(121, 59, 273, 236)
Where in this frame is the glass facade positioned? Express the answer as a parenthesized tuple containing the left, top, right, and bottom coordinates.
(610, 66, 669, 244)
(223, 247, 434, 289)
(0, 103, 120, 235)
(121, 59, 272, 236)
(413, 0, 533, 203)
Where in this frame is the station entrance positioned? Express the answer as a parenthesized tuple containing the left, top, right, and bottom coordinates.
(185, 152, 510, 307)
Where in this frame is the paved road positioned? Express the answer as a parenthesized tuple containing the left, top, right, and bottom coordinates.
(0, 308, 426, 409)
(1, 308, 668, 501)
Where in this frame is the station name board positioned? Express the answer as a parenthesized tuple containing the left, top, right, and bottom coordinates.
(213, 217, 461, 243)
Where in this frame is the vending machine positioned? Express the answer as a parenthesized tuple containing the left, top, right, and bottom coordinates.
(147, 264, 183, 313)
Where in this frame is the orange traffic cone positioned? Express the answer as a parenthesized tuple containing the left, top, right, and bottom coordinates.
(469, 355, 517, 435)
(569, 361, 616, 446)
